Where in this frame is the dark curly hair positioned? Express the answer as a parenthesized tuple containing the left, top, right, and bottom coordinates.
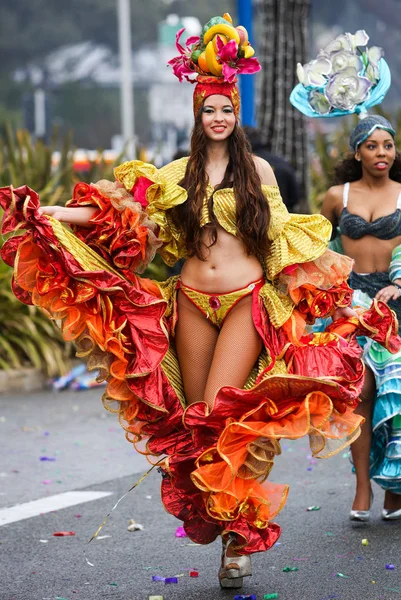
(171, 108, 271, 261)
(334, 152, 401, 185)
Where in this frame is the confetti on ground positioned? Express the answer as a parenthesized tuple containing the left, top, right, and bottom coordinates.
(127, 519, 144, 531)
(386, 564, 395, 570)
(282, 567, 299, 572)
(189, 571, 198, 577)
(146, 495, 152, 499)
(164, 577, 178, 584)
(383, 587, 401, 593)
(306, 506, 321, 511)
(264, 594, 279, 599)
(234, 595, 256, 600)
(149, 596, 163, 600)
(96, 535, 111, 540)
(55, 597, 69, 600)
(335, 573, 349, 578)
(175, 526, 187, 537)
(42, 480, 52, 485)
(53, 531, 76, 536)
(326, 532, 335, 536)
(39, 456, 56, 461)
(152, 576, 165, 582)
(108, 582, 118, 587)
(361, 538, 369, 546)
(186, 542, 201, 546)
(292, 557, 309, 561)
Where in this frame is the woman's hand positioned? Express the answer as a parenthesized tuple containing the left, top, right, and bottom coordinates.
(332, 306, 358, 321)
(375, 285, 401, 303)
(38, 205, 97, 226)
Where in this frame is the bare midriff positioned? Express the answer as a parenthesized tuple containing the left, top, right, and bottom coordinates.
(181, 224, 263, 293)
(341, 234, 401, 273)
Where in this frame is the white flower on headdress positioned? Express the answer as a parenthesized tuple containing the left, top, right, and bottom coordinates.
(296, 57, 332, 87)
(329, 50, 361, 73)
(309, 90, 332, 115)
(323, 30, 369, 55)
(350, 30, 370, 49)
(325, 67, 373, 111)
(364, 46, 384, 82)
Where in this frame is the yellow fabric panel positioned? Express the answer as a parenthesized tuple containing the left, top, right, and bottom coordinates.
(258, 280, 295, 329)
(115, 158, 189, 266)
(265, 213, 332, 280)
(113, 159, 331, 276)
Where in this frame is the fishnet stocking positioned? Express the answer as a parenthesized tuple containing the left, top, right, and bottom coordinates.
(203, 295, 262, 407)
(175, 290, 219, 406)
(175, 292, 262, 408)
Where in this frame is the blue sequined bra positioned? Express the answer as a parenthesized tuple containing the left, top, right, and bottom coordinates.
(339, 182, 401, 240)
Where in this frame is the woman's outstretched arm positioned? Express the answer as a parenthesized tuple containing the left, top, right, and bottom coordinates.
(38, 205, 97, 226)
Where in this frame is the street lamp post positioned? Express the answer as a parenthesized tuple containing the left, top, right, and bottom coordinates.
(117, 0, 135, 158)
(237, 0, 255, 126)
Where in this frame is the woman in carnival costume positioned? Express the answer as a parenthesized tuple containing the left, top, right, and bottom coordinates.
(2, 15, 401, 590)
(292, 30, 401, 522)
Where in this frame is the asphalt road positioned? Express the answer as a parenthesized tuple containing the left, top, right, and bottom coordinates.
(0, 388, 400, 600)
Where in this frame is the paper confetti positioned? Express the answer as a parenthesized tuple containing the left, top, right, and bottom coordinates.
(335, 573, 349, 578)
(282, 567, 299, 572)
(306, 506, 321, 511)
(152, 576, 165, 582)
(164, 577, 178, 584)
(149, 597, 163, 600)
(189, 571, 198, 577)
(53, 531, 76, 536)
(175, 526, 187, 538)
(128, 519, 144, 531)
(234, 595, 256, 600)
(385, 564, 395, 570)
(264, 594, 279, 599)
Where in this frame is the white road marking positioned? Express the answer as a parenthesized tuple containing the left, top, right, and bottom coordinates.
(0, 491, 112, 526)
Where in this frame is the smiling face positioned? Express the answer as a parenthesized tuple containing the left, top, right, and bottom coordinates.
(201, 94, 236, 142)
(356, 128, 396, 176)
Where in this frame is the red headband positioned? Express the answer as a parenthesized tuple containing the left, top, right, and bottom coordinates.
(193, 75, 240, 118)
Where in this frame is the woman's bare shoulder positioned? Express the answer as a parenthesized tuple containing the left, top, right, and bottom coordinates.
(252, 155, 278, 186)
(324, 184, 344, 205)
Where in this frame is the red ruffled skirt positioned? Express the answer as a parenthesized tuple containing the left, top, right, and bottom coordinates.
(1, 185, 400, 554)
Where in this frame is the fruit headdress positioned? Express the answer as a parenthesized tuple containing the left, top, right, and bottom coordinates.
(168, 13, 261, 117)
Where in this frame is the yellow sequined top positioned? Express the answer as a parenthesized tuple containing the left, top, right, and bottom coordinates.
(114, 157, 332, 281)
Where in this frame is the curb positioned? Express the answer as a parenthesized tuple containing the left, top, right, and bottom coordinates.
(0, 367, 47, 394)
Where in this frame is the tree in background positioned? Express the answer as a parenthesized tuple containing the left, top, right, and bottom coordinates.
(257, 0, 310, 206)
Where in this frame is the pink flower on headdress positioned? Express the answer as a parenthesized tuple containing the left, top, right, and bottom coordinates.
(216, 37, 261, 83)
(168, 28, 200, 82)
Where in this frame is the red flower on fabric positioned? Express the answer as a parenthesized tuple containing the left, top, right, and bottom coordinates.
(209, 296, 221, 311)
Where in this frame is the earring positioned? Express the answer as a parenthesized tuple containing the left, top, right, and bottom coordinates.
(356, 157, 361, 162)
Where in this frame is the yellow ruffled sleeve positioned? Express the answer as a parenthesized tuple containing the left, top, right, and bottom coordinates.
(114, 158, 189, 266)
(264, 185, 332, 280)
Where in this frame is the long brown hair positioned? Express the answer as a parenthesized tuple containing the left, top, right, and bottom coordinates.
(171, 110, 271, 261)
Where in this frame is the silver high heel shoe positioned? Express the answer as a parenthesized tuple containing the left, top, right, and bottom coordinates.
(349, 491, 374, 522)
(219, 536, 252, 589)
(382, 507, 401, 520)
